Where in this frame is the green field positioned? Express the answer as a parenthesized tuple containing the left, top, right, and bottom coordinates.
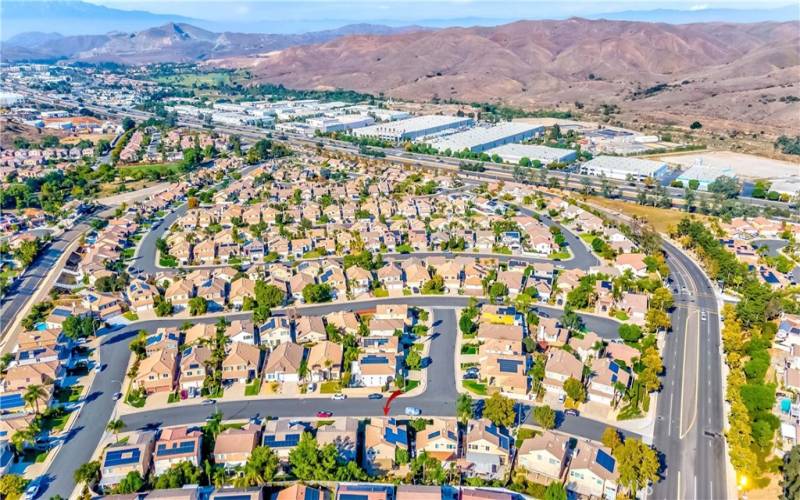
(120, 163, 183, 178)
(154, 72, 234, 87)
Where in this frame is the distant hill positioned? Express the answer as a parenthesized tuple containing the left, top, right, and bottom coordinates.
(1, 0, 203, 39)
(208, 17, 800, 134)
(589, 5, 800, 24)
(0, 22, 428, 64)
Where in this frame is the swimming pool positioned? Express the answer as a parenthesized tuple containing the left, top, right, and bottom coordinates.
(34, 322, 47, 331)
(781, 397, 792, 414)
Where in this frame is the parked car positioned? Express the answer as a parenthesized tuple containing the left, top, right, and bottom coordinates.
(94, 364, 102, 373)
(564, 409, 580, 417)
(368, 393, 383, 400)
(202, 399, 216, 405)
(331, 393, 346, 400)
(316, 410, 333, 418)
(112, 392, 122, 401)
(701, 311, 708, 321)
(405, 406, 422, 416)
(24, 480, 39, 500)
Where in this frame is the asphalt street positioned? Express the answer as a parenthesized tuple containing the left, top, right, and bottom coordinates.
(0, 222, 90, 344)
(651, 240, 725, 500)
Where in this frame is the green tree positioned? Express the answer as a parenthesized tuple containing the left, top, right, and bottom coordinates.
(107, 418, 125, 442)
(533, 405, 556, 429)
(618, 324, 643, 343)
(0, 474, 28, 500)
(483, 392, 516, 427)
(154, 461, 203, 489)
(564, 377, 586, 403)
(601, 427, 623, 451)
(544, 481, 568, 500)
(409, 451, 447, 485)
(302, 283, 333, 303)
(23, 384, 44, 414)
(615, 438, 660, 494)
(405, 349, 422, 370)
(113, 471, 144, 494)
(782, 445, 800, 500)
(456, 393, 474, 423)
(288, 432, 321, 480)
(238, 446, 279, 487)
(689, 121, 702, 129)
(74, 461, 101, 486)
(639, 347, 664, 392)
(188, 296, 208, 315)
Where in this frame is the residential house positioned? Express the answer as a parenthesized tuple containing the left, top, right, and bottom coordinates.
(316, 417, 359, 462)
(263, 342, 305, 383)
(225, 319, 257, 345)
(153, 426, 203, 475)
(566, 441, 619, 500)
(465, 419, 511, 478)
(179, 345, 212, 391)
(307, 341, 343, 382)
(221, 342, 262, 384)
(259, 317, 293, 348)
(295, 316, 327, 344)
(99, 431, 156, 487)
(135, 349, 177, 394)
(517, 431, 570, 481)
(588, 358, 631, 406)
(542, 349, 583, 399)
(362, 417, 409, 475)
(415, 417, 459, 463)
(213, 423, 261, 469)
(263, 418, 312, 463)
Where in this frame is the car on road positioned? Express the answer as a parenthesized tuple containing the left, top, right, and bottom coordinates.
(24, 480, 39, 500)
(564, 409, 580, 417)
(331, 393, 346, 400)
(316, 410, 333, 418)
(405, 406, 422, 416)
(112, 392, 122, 401)
(701, 311, 707, 321)
(368, 393, 383, 400)
(202, 399, 216, 405)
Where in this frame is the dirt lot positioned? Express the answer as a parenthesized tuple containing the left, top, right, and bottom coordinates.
(584, 195, 710, 234)
(657, 151, 800, 181)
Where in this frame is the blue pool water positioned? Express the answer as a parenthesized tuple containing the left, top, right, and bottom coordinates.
(34, 322, 47, 331)
(781, 398, 792, 413)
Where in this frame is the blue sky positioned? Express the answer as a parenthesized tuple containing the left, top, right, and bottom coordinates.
(79, 0, 793, 23)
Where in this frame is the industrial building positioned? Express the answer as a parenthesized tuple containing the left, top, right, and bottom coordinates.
(307, 114, 375, 134)
(428, 122, 545, 153)
(486, 143, 577, 165)
(676, 164, 735, 190)
(0, 92, 24, 107)
(580, 155, 669, 181)
(353, 115, 473, 141)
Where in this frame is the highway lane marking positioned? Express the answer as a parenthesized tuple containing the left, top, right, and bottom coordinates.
(680, 309, 700, 440)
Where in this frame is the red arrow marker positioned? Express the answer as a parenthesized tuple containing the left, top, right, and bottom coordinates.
(383, 390, 404, 416)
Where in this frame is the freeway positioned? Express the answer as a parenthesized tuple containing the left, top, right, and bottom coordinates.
(651, 240, 726, 500)
(37, 296, 624, 499)
(17, 89, 794, 213)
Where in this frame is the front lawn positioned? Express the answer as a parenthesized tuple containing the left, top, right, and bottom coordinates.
(126, 389, 147, 408)
(123, 311, 139, 321)
(245, 378, 262, 396)
(159, 256, 178, 268)
(404, 380, 420, 392)
(21, 448, 50, 464)
(614, 311, 629, 321)
(56, 385, 83, 404)
(463, 380, 488, 395)
(460, 344, 478, 355)
(548, 250, 571, 260)
(320, 380, 342, 394)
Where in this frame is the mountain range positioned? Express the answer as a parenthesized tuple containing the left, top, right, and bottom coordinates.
(207, 18, 800, 134)
(0, 23, 426, 64)
(2, 0, 798, 39)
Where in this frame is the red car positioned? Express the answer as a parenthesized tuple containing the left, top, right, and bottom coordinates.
(316, 410, 333, 418)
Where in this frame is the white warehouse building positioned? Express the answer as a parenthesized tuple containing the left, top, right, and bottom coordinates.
(307, 114, 375, 134)
(428, 122, 545, 153)
(352, 114, 473, 141)
(580, 155, 669, 181)
(486, 143, 577, 165)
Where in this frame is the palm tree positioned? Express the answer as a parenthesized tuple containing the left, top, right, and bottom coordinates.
(107, 419, 125, 442)
(23, 384, 44, 414)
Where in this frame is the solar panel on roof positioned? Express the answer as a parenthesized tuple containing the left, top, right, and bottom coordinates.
(361, 355, 388, 365)
(339, 495, 369, 500)
(596, 449, 616, 473)
(304, 489, 320, 500)
(497, 359, 522, 373)
(214, 495, 253, 500)
(263, 433, 301, 448)
(384, 425, 408, 446)
(427, 430, 441, 440)
(104, 448, 141, 467)
(156, 440, 196, 457)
